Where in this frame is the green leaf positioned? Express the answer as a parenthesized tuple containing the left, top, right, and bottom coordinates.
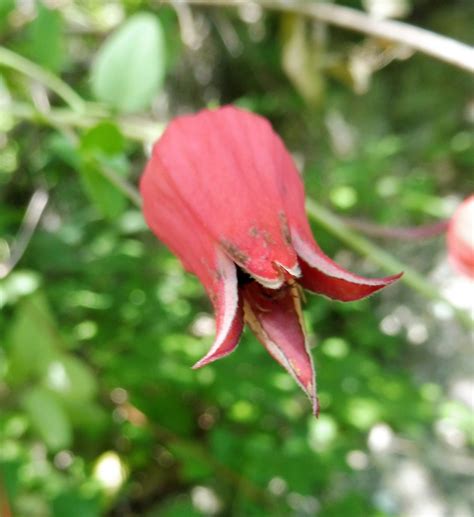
(6, 292, 61, 385)
(79, 160, 127, 219)
(22, 387, 72, 451)
(147, 498, 203, 517)
(0, 0, 15, 34)
(62, 400, 108, 437)
(81, 121, 125, 156)
(0, 270, 40, 307)
(0, 460, 21, 502)
(90, 13, 166, 113)
(42, 355, 98, 402)
(168, 442, 213, 482)
(79, 122, 128, 219)
(52, 490, 100, 517)
(24, 4, 64, 72)
(47, 132, 81, 169)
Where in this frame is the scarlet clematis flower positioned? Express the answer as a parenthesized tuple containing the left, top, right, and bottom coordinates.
(447, 195, 474, 279)
(140, 106, 401, 414)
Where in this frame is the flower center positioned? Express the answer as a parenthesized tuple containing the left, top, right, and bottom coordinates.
(236, 266, 254, 287)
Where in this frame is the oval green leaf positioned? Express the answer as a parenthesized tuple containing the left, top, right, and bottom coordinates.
(22, 387, 72, 451)
(90, 13, 165, 113)
(43, 355, 98, 402)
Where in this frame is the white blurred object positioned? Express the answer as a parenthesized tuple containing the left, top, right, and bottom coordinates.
(450, 379, 474, 410)
(93, 452, 127, 494)
(46, 362, 70, 392)
(191, 486, 222, 515)
(268, 476, 287, 496)
(435, 419, 467, 449)
(368, 423, 394, 453)
(406, 321, 429, 345)
(390, 460, 445, 517)
(362, 0, 410, 19)
(346, 450, 369, 470)
(191, 313, 215, 337)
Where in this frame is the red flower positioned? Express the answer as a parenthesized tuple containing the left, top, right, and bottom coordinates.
(140, 106, 401, 415)
(447, 196, 474, 279)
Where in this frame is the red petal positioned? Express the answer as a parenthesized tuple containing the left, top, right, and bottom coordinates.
(193, 251, 244, 368)
(141, 156, 215, 281)
(141, 167, 243, 365)
(293, 231, 402, 301)
(147, 106, 299, 287)
(241, 281, 319, 415)
(261, 133, 402, 300)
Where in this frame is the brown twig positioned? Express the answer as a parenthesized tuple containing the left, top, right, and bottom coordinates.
(0, 473, 11, 517)
(0, 189, 49, 279)
(161, 0, 474, 73)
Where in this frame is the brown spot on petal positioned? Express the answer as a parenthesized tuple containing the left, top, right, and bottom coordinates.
(248, 227, 274, 248)
(248, 226, 259, 238)
(221, 240, 249, 265)
(279, 211, 292, 245)
(262, 230, 275, 246)
(209, 291, 218, 305)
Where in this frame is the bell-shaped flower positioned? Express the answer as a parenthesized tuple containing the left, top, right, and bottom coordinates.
(140, 106, 401, 414)
(447, 195, 474, 279)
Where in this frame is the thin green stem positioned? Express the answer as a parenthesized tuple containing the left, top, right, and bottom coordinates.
(341, 218, 449, 240)
(306, 200, 472, 330)
(152, 422, 278, 509)
(7, 102, 164, 143)
(0, 46, 87, 112)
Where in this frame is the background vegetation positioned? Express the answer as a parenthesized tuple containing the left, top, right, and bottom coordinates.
(0, 1, 473, 515)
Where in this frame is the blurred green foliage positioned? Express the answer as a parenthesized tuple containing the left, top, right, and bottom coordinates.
(0, 1, 473, 516)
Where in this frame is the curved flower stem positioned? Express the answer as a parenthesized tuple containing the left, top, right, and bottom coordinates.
(340, 218, 449, 240)
(165, 0, 474, 73)
(0, 46, 87, 112)
(306, 200, 472, 330)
